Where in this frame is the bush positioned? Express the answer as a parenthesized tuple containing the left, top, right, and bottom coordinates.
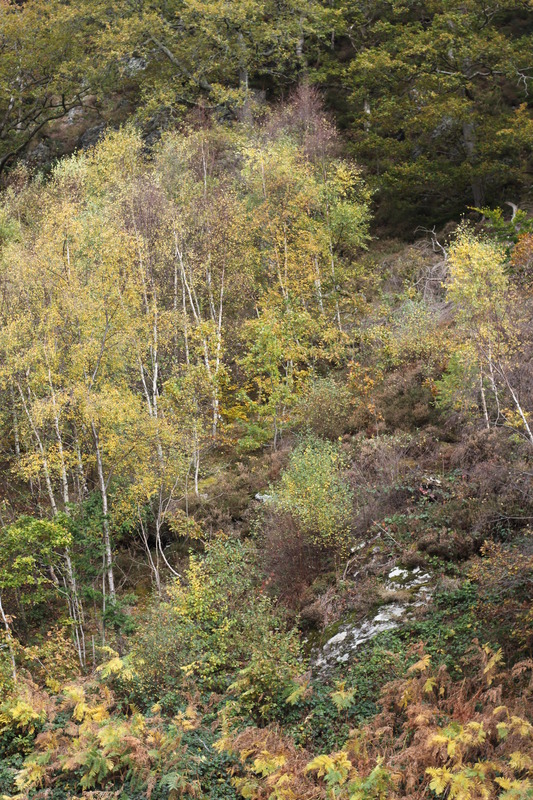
(295, 378, 352, 440)
(120, 537, 303, 719)
(271, 436, 353, 554)
(259, 509, 327, 605)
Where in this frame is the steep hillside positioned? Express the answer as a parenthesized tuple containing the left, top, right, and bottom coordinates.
(0, 3, 533, 799)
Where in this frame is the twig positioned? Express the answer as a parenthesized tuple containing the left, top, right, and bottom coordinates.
(373, 521, 402, 549)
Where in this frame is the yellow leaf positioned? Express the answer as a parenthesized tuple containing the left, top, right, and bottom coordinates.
(408, 654, 431, 673)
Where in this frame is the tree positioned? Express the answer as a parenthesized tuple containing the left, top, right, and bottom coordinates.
(0, 101, 370, 661)
(237, 120, 369, 447)
(325, 0, 533, 226)
(97, 0, 332, 120)
(157, 127, 253, 438)
(439, 226, 533, 445)
(271, 435, 353, 553)
(0, 514, 72, 677)
(0, 0, 103, 174)
(0, 140, 144, 621)
(241, 131, 370, 320)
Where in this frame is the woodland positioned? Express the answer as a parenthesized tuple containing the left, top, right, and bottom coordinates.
(0, 1, 533, 799)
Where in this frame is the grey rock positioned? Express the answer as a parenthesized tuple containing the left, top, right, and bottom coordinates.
(255, 493, 273, 503)
(79, 123, 106, 150)
(26, 140, 52, 167)
(311, 561, 436, 675)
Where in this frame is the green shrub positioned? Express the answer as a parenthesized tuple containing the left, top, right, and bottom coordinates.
(295, 378, 352, 440)
(271, 435, 353, 553)
(120, 537, 302, 720)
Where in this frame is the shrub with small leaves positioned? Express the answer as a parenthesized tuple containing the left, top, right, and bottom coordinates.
(271, 435, 353, 553)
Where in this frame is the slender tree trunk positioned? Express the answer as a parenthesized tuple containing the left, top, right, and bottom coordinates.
(17, 380, 58, 515)
(10, 383, 21, 461)
(181, 270, 190, 365)
(91, 422, 115, 600)
(64, 548, 86, 667)
(487, 346, 502, 423)
(73, 425, 89, 501)
(156, 518, 180, 578)
(238, 31, 249, 112)
(194, 440, 200, 495)
(322, 167, 343, 332)
(314, 255, 325, 314)
(501, 371, 533, 446)
(363, 98, 371, 132)
(138, 506, 161, 595)
(31, 365, 86, 664)
(296, 16, 305, 65)
(175, 235, 219, 437)
(47, 367, 70, 508)
(479, 368, 490, 430)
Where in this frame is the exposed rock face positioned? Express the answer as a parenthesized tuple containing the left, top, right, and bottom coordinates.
(311, 565, 434, 675)
(26, 140, 52, 168)
(79, 122, 107, 150)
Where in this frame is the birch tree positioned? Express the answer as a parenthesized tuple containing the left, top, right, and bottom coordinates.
(442, 227, 533, 446)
